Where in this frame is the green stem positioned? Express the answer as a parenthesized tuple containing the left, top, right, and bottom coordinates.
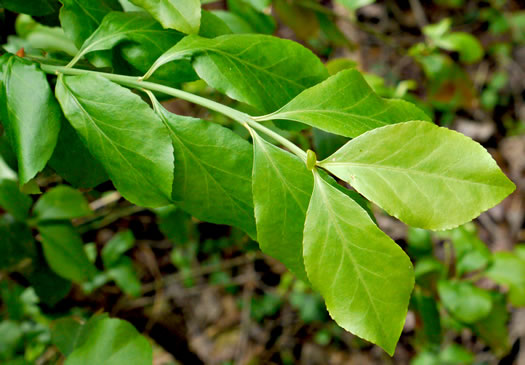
(39, 63, 306, 160)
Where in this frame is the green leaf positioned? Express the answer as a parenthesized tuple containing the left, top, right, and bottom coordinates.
(0, 156, 32, 221)
(472, 292, 510, 356)
(252, 132, 312, 282)
(33, 185, 92, 221)
(128, 0, 201, 34)
(438, 280, 492, 323)
(320, 121, 515, 230)
(227, 0, 275, 34)
(336, 0, 376, 11)
(152, 99, 256, 237)
(257, 69, 431, 138)
(211, 10, 255, 34)
(51, 318, 83, 357)
(0, 56, 61, 184)
(64, 316, 152, 365)
(101, 230, 135, 268)
(198, 10, 233, 38)
(145, 34, 329, 113)
(486, 251, 525, 306)
(70, 11, 185, 68)
(303, 171, 414, 355)
(15, 14, 79, 56)
(0, 0, 60, 16)
(26, 252, 72, 306)
(106, 257, 141, 297)
(38, 222, 98, 282)
(56, 74, 174, 208)
(437, 33, 484, 64)
(412, 291, 442, 344)
(447, 225, 491, 276)
(0, 215, 36, 270)
(59, 0, 123, 48)
(48, 119, 108, 188)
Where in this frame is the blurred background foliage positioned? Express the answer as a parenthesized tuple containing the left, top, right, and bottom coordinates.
(1, 0, 525, 364)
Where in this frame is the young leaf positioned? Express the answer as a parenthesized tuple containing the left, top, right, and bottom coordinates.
(106, 257, 141, 297)
(152, 100, 256, 237)
(256, 69, 430, 138)
(33, 185, 92, 221)
(101, 230, 135, 268)
(320, 121, 515, 230)
(128, 0, 201, 34)
(38, 222, 98, 282)
(485, 252, 525, 306)
(303, 171, 414, 355)
(0, 56, 61, 184)
(64, 316, 152, 365)
(438, 280, 492, 323)
(48, 119, 108, 188)
(144, 34, 329, 113)
(436, 33, 484, 64)
(59, 0, 123, 48)
(251, 132, 313, 282)
(56, 74, 174, 208)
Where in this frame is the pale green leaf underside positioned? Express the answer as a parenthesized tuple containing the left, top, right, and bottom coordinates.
(56, 74, 174, 208)
(257, 69, 431, 138)
(320, 121, 515, 230)
(145, 34, 329, 112)
(129, 0, 201, 34)
(252, 132, 312, 282)
(303, 172, 413, 355)
(152, 100, 256, 237)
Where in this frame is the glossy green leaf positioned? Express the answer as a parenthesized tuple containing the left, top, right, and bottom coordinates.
(0, 0, 60, 16)
(438, 280, 492, 323)
(486, 251, 525, 306)
(144, 34, 329, 113)
(59, 0, 122, 48)
(252, 132, 312, 282)
(257, 69, 430, 138)
(64, 316, 152, 365)
(129, 0, 200, 34)
(303, 171, 414, 355)
(38, 222, 97, 282)
(33, 185, 92, 221)
(152, 99, 256, 237)
(0, 156, 32, 221)
(320, 121, 515, 230)
(101, 230, 135, 268)
(0, 56, 61, 184)
(48, 119, 108, 188)
(56, 74, 174, 208)
(0, 215, 36, 269)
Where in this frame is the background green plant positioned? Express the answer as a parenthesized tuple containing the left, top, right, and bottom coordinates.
(0, 0, 523, 364)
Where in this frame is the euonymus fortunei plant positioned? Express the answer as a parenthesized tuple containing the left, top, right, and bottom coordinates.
(0, 0, 516, 356)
